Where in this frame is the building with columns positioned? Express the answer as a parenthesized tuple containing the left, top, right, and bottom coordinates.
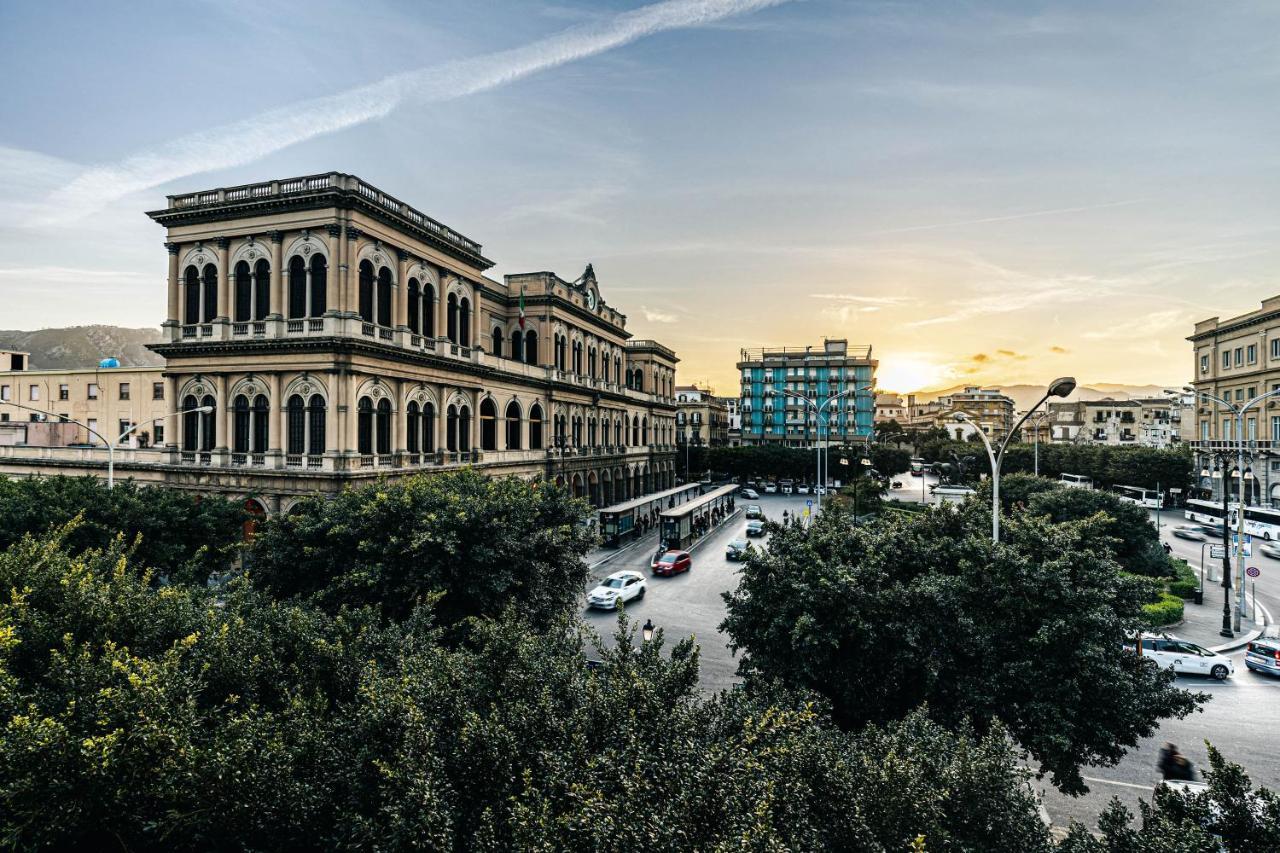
(0, 173, 680, 515)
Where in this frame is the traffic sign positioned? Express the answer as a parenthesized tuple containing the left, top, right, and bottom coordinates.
(1247, 566, 1262, 578)
(806, 500, 813, 508)
(1210, 545, 1226, 559)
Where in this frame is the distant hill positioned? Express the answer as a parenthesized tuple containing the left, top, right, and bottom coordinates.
(0, 326, 164, 370)
(905, 383, 1170, 412)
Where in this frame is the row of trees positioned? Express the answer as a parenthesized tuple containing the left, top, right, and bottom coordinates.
(686, 444, 913, 483)
(0, 472, 1276, 849)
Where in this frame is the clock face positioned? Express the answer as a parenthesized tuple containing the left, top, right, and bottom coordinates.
(586, 290, 597, 310)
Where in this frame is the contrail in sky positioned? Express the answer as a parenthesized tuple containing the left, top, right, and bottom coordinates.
(44, 0, 790, 221)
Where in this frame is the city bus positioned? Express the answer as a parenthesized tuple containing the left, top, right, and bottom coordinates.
(910, 457, 924, 474)
(1059, 473, 1093, 489)
(1112, 485, 1163, 509)
(1185, 498, 1280, 540)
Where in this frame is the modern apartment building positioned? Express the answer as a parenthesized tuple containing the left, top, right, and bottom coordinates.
(675, 385, 730, 447)
(736, 339, 876, 447)
(905, 386, 1015, 441)
(0, 173, 681, 514)
(1188, 295, 1280, 504)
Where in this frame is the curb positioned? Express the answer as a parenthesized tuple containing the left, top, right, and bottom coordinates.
(1180, 558, 1273, 653)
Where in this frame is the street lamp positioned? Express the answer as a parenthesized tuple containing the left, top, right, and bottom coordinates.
(1200, 453, 1238, 637)
(1183, 382, 1280, 632)
(1026, 411, 1049, 477)
(1, 401, 210, 489)
(783, 383, 863, 514)
(642, 618, 655, 643)
(956, 376, 1076, 543)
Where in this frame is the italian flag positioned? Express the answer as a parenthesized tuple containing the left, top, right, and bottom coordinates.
(518, 285, 526, 329)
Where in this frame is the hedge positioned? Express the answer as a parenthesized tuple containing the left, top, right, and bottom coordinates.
(1167, 559, 1199, 599)
(1142, 592, 1185, 628)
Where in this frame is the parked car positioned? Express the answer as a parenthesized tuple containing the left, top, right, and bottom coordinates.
(1171, 525, 1207, 541)
(740, 488, 760, 500)
(726, 538, 752, 561)
(815, 485, 828, 495)
(652, 550, 692, 576)
(1260, 541, 1280, 560)
(1245, 637, 1280, 676)
(764, 483, 779, 494)
(586, 570, 647, 610)
(781, 483, 795, 495)
(909, 470, 923, 478)
(744, 504, 763, 520)
(891, 480, 903, 489)
(745, 520, 766, 537)
(1135, 634, 1234, 680)
(797, 484, 811, 495)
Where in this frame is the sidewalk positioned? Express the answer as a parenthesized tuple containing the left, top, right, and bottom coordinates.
(1164, 564, 1271, 652)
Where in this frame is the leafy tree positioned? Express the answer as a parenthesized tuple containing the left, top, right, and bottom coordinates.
(721, 502, 1205, 794)
(246, 469, 594, 627)
(0, 475, 244, 585)
(1025, 486, 1172, 577)
(870, 445, 912, 478)
(978, 471, 1061, 512)
(0, 524, 1067, 851)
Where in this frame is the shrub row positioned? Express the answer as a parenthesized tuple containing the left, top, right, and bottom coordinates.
(1143, 592, 1185, 627)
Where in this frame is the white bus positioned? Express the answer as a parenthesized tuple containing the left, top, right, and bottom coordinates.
(1059, 473, 1093, 489)
(1185, 499, 1280, 540)
(1112, 485, 1164, 509)
(910, 457, 924, 473)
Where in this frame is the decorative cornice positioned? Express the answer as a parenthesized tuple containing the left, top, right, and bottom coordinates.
(326, 224, 342, 238)
(270, 230, 284, 243)
(345, 226, 362, 241)
(216, 237, 231, 250)
(165, 242, 179, 254)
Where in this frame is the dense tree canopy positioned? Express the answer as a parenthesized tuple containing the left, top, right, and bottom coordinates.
(722, 502, 1204, 794)
(915, 441, 1193, 494)
(0, 475, 245, 585)
(246, 469, 594, 627)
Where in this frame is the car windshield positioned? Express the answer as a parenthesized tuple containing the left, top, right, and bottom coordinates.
(659, 554, 676, 563)
(603, 578, 625, 588)
(730, 540, 747, 548)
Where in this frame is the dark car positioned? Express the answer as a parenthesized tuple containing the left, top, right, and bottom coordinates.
(745, 520, 765, 537)
(652, 550, 692, 576)
(726, 538, 751, 561)
(1245, 638, 1280, 677)
(744, 504, 763, 520)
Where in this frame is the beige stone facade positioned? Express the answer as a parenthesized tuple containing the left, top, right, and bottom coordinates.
(1043, 397, 1180, 448)
(905, 387, 1015, 442)
(675, 386, 730, 447)
(0, 173, 680, 513)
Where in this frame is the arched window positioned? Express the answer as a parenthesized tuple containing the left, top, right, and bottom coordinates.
(201, 264, 217, 323)
(308, 395, 326, 455)
(614, 356, 622, 384)
(491, 327, 504, 358)
(615, 418, 623, 447)
(310, 255, 327, 316)
(199, 395, 215, 450)
(480, 398, 498, 451)
(447, 293, 458, 343)
(459, 297, 471, 347)
(588, 347, 597, 378)
(510, 329, 523, 362)
(446, 404, 458, 452)
(288, 256, 307, 319)
(253, 259, 271, 320)
(459, 405, 472, 452)
(407, 279, 421, 334)
(233, 394, 251, 453)
(359, 261, 375, 323)
(422, 402, 436, 453)
(632, 415, 640, 446)
(572, 416, 583, 448)
(529, 403, 544, 450)
(423, 283, 435, 337)
(234, 261, 253, 323)
(525, 330, 538, 365)
(182, 394, 200, 451)
(406, 401, 421, 453)
(642, 416, 649, 446)
(358, 398, 373, 454)
(602, 352, 610, 382)
(287, 394, 306, 454)
(572, 341, 583, 374)
(377, 266, 393, 327)
(636, 371, 645, 393)
(376, 398, 391, 454)
(588, 417, 597, 447)
(183, 266, 200, 325)
(505, 401, 521, 449)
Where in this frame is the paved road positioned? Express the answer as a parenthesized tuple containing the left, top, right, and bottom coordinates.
(581, 492, 816, 693)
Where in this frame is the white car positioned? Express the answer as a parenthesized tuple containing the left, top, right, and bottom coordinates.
(1171, 525, 1206, 542)
(797, 484, 811, 495)
(741, 488, 760, 500)
(1138, 635, 1234, 680)
(586, 570, 647, 610)
(764, 483, 778, 494)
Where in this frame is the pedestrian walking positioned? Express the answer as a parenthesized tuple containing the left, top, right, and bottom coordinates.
(1157, 743, 1195, 782)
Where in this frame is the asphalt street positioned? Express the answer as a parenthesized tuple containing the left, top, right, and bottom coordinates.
(580, 485, 1280, 833)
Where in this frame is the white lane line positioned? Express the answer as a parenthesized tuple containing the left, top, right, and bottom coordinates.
(1082, 776, 1154, 791)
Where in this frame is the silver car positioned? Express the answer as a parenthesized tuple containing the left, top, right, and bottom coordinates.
(1171, 525, 1206, 542)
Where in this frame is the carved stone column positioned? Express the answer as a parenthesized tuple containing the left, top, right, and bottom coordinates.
(344, 227, 362, 318)
(269, 231, 284, 320)
(165, 243, 180, 327)
(395, 249, 409, 331)
(326, 224, 342, 315)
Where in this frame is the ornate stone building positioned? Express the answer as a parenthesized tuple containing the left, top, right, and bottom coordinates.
(0, 173, 680, 514)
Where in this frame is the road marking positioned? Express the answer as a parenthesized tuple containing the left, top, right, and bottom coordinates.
(1082, 776, 1153, 790)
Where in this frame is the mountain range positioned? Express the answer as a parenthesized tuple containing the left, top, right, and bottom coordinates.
(904, 383, 1172, 412)
(0, 326, 164, 370)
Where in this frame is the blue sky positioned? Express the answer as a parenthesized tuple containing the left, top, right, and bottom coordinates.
(2, 0, 1279, 392)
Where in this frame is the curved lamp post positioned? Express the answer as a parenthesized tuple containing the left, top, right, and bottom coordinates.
(955, 376, 1076, 543)
(782, 383, 863, 514)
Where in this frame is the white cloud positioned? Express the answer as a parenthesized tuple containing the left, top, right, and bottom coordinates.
(809, 293, 915, 305)
(35, 0, 792, 223)
(642, 306, 678, 323)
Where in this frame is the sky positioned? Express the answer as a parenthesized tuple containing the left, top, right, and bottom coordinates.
(2, 0, 1279, 394)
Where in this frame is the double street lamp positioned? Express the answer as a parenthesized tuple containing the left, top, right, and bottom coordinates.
(955, 376, 1076, 543)
(782, 383, 864, 514)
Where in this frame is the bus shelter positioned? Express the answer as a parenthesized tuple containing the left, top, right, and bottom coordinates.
(597, 483, 703, 547)
(659, 483, 740, 550)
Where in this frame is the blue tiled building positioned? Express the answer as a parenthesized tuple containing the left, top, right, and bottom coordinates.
(736, 339, 877, 447)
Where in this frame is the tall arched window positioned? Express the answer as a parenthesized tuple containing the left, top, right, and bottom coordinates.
(505, 401, 521, 449)
(588, 347, 597, 378)
(572, 341, 583, 374)
(491, 328, 504, 357)
(572, 416, 583, 448)
(459, 405, 472, 452)
(376, 267, 392, 327)
(359, 261, 375, 323)
(422, 402, 436, 453)
(253, 259, 271, 320)
(446, 404, 458, 452)
(459, 297, 471, 347)
(588, 417, 597, 447)
(287, 394, 306, 454)
(602, 352, 610, 382)
(286, 394, 325, 456)
(615, 418, 623, 447)
(288, 256, 307, 319)
(310, 255, 327, 316)
(406, 401, 421, 453)
(308, 395, 326, 454)
(201, 264, 217, 323)
(642, 416, 649, 445)
(525, 330, 538, 365)
(614, 356, 622, 384)
(407, 279, 421, 334)
(182, 394, 200, 451)
(183, 266, 200, 325)
(252, 394, 269, 450)
(480, 398, 498, 451)
(447, 293, 459, 343)
(529, 403, 544, 450)
(358, 398, 374, 454)
(376, 398, 391, 454)
(632, 416, 640, 446)
(233, 395, 250, 453)
(234, 261, 253, 323)
(510, 329, 523, 362)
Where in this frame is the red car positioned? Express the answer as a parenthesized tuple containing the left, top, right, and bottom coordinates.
(652, 550, 692, 576)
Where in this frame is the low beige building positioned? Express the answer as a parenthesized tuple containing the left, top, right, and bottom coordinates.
(676, 385, 730, 447)
(874, 393, 905, 424)
(906, 387, 1015, 442)
(1043, 397, 1180, 448)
